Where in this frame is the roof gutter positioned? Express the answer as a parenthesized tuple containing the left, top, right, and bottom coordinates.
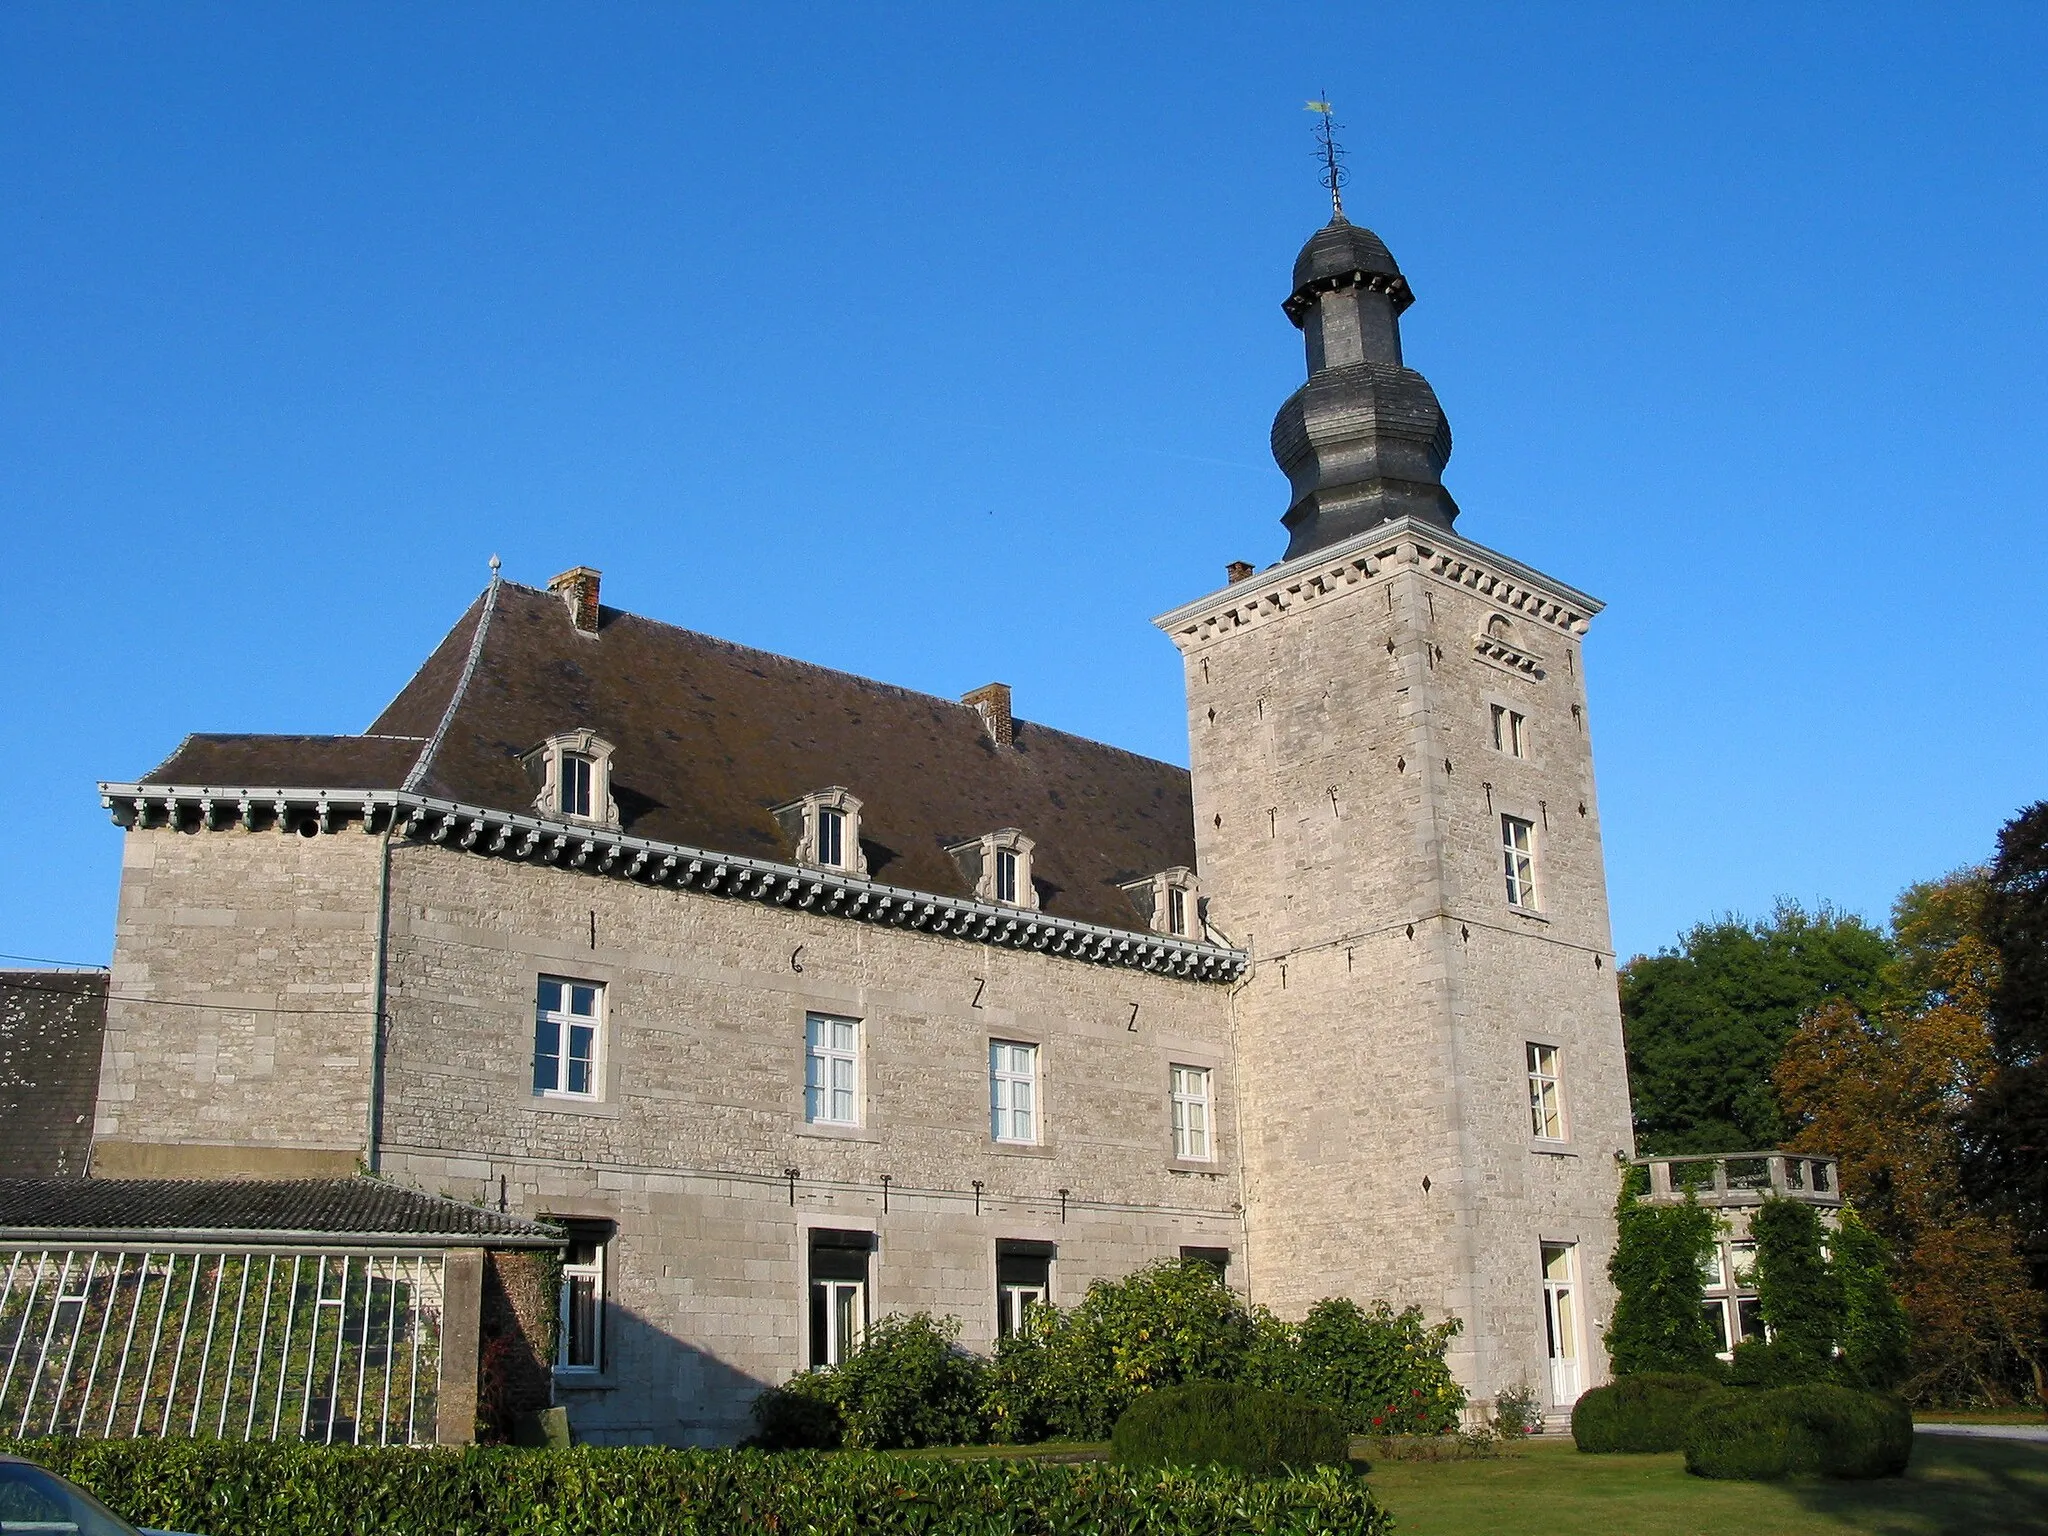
(0, 1226, 564, 1251)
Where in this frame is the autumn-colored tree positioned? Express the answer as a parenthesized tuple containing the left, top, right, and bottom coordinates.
(1775, 869, 2044, 1403)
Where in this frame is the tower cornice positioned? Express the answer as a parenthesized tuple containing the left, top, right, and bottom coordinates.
(1152, 515, 1603, 653)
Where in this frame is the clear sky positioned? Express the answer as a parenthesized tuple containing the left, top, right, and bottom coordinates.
(4, 3, 2044, 969)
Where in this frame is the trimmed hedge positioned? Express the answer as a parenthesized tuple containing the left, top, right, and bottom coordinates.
(1682, 1385, 1913, 1481)
(3, 1439, 1390, 1536)
(1110, 1383, 1350, 1477)
(1570, 1373, 1724, 1453)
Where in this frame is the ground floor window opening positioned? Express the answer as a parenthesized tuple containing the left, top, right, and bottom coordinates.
(807, 1230, 872, 1368)
(995, 1241, 1053, 1337)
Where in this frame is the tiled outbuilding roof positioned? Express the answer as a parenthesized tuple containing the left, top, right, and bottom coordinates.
(139, 580, 1199, 933)
(0, 1179, 562, 1248)
(0, 971, 108, 1179)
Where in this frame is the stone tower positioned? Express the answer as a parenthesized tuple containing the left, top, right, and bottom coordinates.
(1156, 210, 1635, 1414)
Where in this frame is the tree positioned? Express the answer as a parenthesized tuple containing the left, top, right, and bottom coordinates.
(1776, 868, 2045, 1403)
(1621, 900, 1893, 1153)
(1964, 801, 2048, 1286)
(1605, 1180, 1724, 1376)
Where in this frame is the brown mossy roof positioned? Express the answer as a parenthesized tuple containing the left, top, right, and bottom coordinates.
(136, 582, 1196, 934)
(0, 1178, 561, 1244)
(0, 972, 107, 1179)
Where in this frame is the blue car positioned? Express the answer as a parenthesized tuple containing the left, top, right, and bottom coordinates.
(0, 1454, 200, 1536)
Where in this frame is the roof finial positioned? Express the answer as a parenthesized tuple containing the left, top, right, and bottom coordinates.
(1305, 95, 1347, 220)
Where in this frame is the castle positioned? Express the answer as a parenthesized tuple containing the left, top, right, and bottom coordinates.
(84, 203, 1634, 1443)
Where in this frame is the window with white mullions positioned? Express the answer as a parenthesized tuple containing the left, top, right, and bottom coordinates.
(555, 1222, 609, 1373)
(1502, 815, 1537, 909)
(1542, 1241, 1582, 1407)
(808, 1230, 872, 1367)
(534, 978, 603, 1097)
(816, 806, 845, 869)
(1527, 1043, 1565, 1141)
(1167, 885, 1188, 936)
(1700, 1239, 1764, 1358)
(559, 754, 594, 818)
(994, 848, 1019, 904)
(990, 1041, 1039, 1144)
(996, 1242, 1053, 1338)
(1170, 1064, 1213, 1161)
(1491, 704, 1527, 758)
(805, 1013, 859, 1125)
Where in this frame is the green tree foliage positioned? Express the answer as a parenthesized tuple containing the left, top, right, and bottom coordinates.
(801, 1312, 991, 1449)
(1245, 1297, 1466, 1435)
(1750, 1197, 1843, 1368)
(1965, 801, 2048, 1287)
(1621, 901, 1892, 1152)
(1831, 1208, 1912, 1392)
(1606, 1185, 1724, 1376)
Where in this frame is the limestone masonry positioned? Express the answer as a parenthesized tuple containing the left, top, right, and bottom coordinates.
(93, 206, 1633, 1442)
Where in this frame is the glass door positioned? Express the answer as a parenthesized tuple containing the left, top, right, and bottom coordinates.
(1542, 1242, 1582, 1407)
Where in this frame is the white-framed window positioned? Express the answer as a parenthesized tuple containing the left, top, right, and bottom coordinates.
(1167, 886, 1189, 936)
(995, 848, 1020, 904)
(816, 805, 846, 868)
(524, 729, 619, 828)
(808, 1230, 871, 1367)
(559, 754, 594, 817)
(996, 1242, 1053, 1338)
(1527, 1042, 1565, 1141)
(1491, 704, 1528, 758)
(805, 1013, 859, 1126)
(556, 1221, 609, 1372)
(1170, 1064, 1213, 1161)
(534, 977, 603, 1098)
(990, 1041, 1039, 1144)
(949, 829, 1038, 909)
(1700, 1238, 1764, 1358)
(1502, 815, 1537, 909)
(1542, 1241, 1582, 1406)
(1122, 867, 1200, 938)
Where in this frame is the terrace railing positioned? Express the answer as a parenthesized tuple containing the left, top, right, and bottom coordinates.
(1633, 1152, 1842, 1209)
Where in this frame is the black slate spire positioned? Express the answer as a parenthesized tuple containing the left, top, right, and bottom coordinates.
(1271, 213, 1460, 558)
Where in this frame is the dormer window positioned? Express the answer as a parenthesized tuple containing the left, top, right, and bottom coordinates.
(947, 829, 1038, 910)
(772, 788, 868, 878)
(1121, 867, 1200, 938)
(524, 730, 619, 829)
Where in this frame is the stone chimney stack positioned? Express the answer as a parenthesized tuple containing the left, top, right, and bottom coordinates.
(962, 682, 1013, 747)
(1225, 561, 1255, 584)
(548, 567, 603, 635)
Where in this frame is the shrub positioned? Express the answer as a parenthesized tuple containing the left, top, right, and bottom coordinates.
(1247, 1297, 1466, 1435)
(1683, 1385, 1914, 1480)
(1606, 1187, 1725, 1376)
(1726, 1338, 1832, 1389)
(755, 1314, 987, 1450)
(3, 1439, 1392, 1535)
(1571, 1372, 1724, 1453)
(1492, 1382, 1542, 1437)
(745, 1376, 843, 1449)
(1751, 1198, 1844, 1373)
(1831, 1209, 1911, 1392)
(1111, 1383, 1350, 1477)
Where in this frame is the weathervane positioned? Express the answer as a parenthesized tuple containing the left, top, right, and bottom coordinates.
(1305, 96, 1347, 219)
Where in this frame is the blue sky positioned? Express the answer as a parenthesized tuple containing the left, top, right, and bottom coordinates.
(4, 3, 2044, 968)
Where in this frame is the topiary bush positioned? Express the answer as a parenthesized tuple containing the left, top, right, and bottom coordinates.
(1683, 1384, 1913, 1480)
(1750, 1198, 1845, 1376)
(1570, 1372, 1724, 1453)
(1605, 1186, 1725, 1376)
(1246, 1297, 1466, 1435)
(1111, 1383, 1351, 1477)
(1726, 1338, 1833, 1390)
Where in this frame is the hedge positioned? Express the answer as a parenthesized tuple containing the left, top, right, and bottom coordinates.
(4, 1438, 1391, 1536)
(1570, 1372, 1724, 1453)
(1681, 1385, 1913, 1481)
(1110, 1383, 1350, 1477)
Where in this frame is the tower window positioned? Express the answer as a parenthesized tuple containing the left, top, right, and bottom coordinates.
(534, 977, 604, 1098)
(1170, 1064, 1213, 1161)
(1502, 815, 1537, 909)
(1527, 1042, 1565, 1141)
(817, 806, 845, 868)
(805, 1013, 860, 1126)
(995, 848, 1019, 904)
(990, 1040, 1039, 1144)
(1491, 705, 1527, 758)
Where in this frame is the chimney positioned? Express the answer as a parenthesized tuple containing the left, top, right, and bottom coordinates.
(1225, 560, 1255, 585)
(548, 567, 603, 635)
(962, 682, 1013, 747)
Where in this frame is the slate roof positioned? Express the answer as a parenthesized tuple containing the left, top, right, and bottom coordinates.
(0, 1179, 562, 1247)
(1291, 215, 1404, 294)
(0, 972, 108, 1179)
(140, 581, 1198, 933)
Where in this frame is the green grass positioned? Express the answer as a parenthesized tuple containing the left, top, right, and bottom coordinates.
(1915, 1407, 2048, 1425)
(1362, 1435, 2048, 1536)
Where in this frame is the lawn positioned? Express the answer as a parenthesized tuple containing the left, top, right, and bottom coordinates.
(1363, 1433, 2048, 1536)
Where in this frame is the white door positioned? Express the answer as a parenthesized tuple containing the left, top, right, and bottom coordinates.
(1542, 1242, 1582, 1407)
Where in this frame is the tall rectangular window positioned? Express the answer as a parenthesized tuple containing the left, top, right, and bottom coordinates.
(1167, 886, 1188, 936)
(559, 754, 593, 817)
(990, 1041, 1038, 1144)
(994, 848, 1019, 904)
(1542, 1242, 1582, 1406)
(556, 1221, 609, 1372)
(1491, 704, 1527, 758)
(805, 1013, 859, 1125)
(1700, 1239, 1764, 1357)
(816, 806, 845, 868)
(534, 978, 603, 1097)
(996, 1241, 1053, 1338)
(809, 1230, 872, 1367)
(1527, 1043, 1565, 1140)
(1502, 815, 1537, 909)
(1170, 1064, 1212, 1161)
